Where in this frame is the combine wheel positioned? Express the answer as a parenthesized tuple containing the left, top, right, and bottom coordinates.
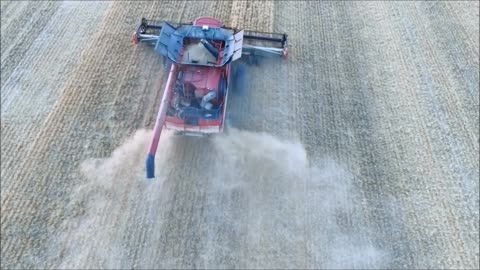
(247, 53, 262, 66)
(231, 63, 248, 96)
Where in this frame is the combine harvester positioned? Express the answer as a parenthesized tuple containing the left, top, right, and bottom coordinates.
(132, 17, 288, 178)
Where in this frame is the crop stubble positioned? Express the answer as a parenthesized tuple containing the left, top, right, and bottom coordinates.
(1, 1, 478, 269)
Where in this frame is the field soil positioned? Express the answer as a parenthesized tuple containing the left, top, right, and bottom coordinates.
(1, 1, 479, 269)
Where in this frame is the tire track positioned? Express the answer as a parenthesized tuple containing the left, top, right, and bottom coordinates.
(447, 1, 479, 54)
(307, 3, 401, 268)
(1, 3, 112, 268)
(0, 1, 29, 36)
(1, 1, 61, 88)
(346, 2, 453, 268)
(1, 1, 111, 190)
(1, 2, 153, 268)
(386, 3, 478, 267)
(416, 2, 479, 145)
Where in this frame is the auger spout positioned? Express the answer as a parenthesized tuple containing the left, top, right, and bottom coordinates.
(146, 63, 178, 178)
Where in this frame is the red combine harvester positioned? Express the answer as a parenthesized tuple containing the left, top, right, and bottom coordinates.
(132, 16, 288, 178)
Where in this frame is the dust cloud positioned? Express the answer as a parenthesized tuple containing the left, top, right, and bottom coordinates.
(53, 129, 174, 269)
(53, 128, 387, 269)
(208, 129, 388, 268)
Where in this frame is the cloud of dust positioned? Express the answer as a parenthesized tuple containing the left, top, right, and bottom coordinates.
(53, 129, 173, 269)
(52, 128, 387, 269)
(206, 128, 388, 269)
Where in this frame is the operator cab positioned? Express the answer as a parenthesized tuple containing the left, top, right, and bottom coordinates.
(181, 17, 226, 66)
(154, 17, 243, 67)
